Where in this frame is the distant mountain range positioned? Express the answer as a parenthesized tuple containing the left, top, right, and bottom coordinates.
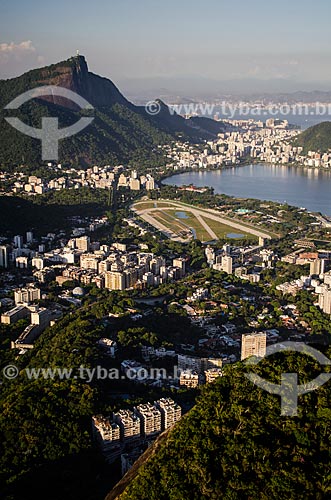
(0, 56, 225, 166)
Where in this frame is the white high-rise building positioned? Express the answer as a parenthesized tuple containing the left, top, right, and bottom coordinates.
(318, 287, 331, 314)
(118, 174, 128, 187)
(105, 271, 126, 290)
(14, 235, 23, 249)
(113, 409, 141, 442)
(205, 246, 215, 265)
(134, 403, 162, 438)
(26, 232, 34, 243)
(154, 398, 181, 430)
(310, 259, 322, 276)
(221, 255, 233, 274)
(0, 245, 9, 268)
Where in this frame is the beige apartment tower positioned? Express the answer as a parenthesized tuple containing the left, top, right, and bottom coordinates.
(241, 332, 267, 360)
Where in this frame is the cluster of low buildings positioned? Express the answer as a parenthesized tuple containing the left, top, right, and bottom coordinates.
(92, 397, 181, 466)
(0, 232, 187, 291)
(277, 250, 331, 301)
(204, 242, 277, 283)
(55, 243, 186, 290)
(117, 170, 155, 191)
(0, 164, 156, 195)
(0, 283, 62, 350)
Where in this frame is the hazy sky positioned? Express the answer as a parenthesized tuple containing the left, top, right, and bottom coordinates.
(1, 0, 331, 93)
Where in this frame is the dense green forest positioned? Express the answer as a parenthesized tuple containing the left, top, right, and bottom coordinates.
(0, 188, 112, 236)
(116, 351, 331, 500)
(293, 121, 331, 154)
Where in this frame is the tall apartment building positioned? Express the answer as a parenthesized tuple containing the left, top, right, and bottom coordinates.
(75, 236, 90, 252)
(129, 178, 140, 191)
(173, 257, 186, 277)
(113, 409, 141, 442)
(323, 271, 331, 286)
(30, 308, 51, 328)
(14, 285, 41, 305)
(150, 256, 165, 275)
(310, 258, 323, 276)
(134, 403, 162, 438)
(98, 260, 111, 273)
(205, 246, 215, 265)
(221, 255, 233, 275)
(13, 235, 23, 249)
(142, 272, 154, 286)
(154, 398, 182, 429)
(318, 287, 331, 314)
(16, 256, 28, 269)
(241, 332, 267, 360)
(145, 178, 155, 190)
(0, 245, 9, 268)
(32, 257, 44, 270)
(105, 271, 126, 290)
(124, 268, 138, 288)
(118, 174, 128, 187)
(26, 231, 34, 243)
(92, 415, 121, 452)
(80, 254, 100, 271)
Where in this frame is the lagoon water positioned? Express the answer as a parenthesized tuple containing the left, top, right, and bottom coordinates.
(163, 164, 331, 216)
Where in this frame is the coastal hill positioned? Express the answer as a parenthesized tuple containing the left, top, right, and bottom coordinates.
(294, 121, 331, 154)
(0, 55, 225, 166)
(106, 353, 331, 500)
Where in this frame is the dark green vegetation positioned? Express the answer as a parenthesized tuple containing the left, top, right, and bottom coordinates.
(0, 311, 104, 500)
(0, 56, 224, 166)
(0, 186, 142, 238)
(0, 188, 111, 236)
(293, 121, 331, 154)
(115, 352, 331, 500)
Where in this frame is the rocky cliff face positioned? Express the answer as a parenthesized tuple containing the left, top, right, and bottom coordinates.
(35, 55, 129, 109)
